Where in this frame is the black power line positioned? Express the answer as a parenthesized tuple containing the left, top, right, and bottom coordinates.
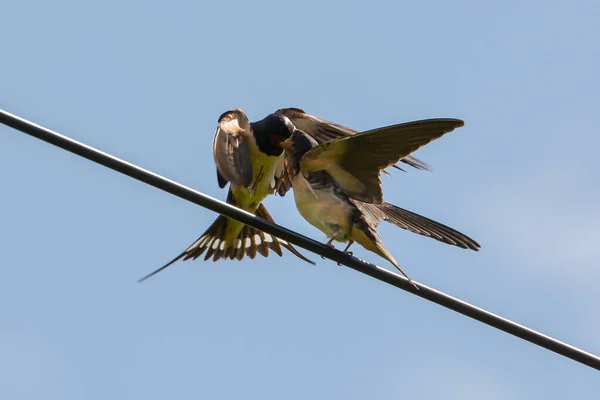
(1, 107, 599, 371)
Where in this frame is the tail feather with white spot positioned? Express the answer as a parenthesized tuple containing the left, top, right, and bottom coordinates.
(137, 204, 314, 283)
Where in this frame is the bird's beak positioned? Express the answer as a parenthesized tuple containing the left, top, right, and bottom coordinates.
(281, 138, 293, 150)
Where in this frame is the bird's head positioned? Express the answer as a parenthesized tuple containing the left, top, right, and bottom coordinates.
(251, 113, 297, 156)
(281, 130, 318, 171)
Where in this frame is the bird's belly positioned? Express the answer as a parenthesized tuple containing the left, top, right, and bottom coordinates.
(292, 176, 352, 240)
(225, 146, 283, 244)
(232, 150, 282, 212)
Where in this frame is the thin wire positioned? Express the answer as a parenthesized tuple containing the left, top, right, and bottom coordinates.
(1, 107, 599, 371)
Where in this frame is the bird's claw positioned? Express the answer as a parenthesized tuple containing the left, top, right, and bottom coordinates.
(324, 241, 335, 260)
(336, 251, 354, 266)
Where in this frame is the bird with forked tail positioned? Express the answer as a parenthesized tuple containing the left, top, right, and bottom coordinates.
(138, 109, 313, 282)
(138, 108, 435, 282)
(280, 118, 480, 287)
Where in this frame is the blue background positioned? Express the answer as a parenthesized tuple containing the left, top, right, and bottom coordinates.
(1, 1, 599, 398)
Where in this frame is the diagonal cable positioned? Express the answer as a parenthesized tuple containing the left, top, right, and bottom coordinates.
(1, 107, 599, 371)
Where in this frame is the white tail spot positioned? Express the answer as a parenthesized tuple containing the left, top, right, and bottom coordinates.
(190, 235, 207, 249)
(254, 234, 262, 246)
(212, 239, 220, 250)
(219, 241, 226, 250)
(203, 237, 215, 251)
(235, 239, 242, 249)
(244, 238, 252, 248)
(263, 234, 273, 243)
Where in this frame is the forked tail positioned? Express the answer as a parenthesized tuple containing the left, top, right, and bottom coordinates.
(137, 204, 314, 282)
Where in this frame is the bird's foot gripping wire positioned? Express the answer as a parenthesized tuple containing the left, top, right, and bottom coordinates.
(321, 237, 336, 259)
(337, 240, 354, 265)
(342, 240, 354, 256)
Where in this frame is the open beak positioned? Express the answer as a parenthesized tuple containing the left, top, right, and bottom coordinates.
(281, 138, 293, 150)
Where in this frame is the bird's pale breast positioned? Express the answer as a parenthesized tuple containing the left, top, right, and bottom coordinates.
(225, 138, 283, 243)
(291, 173, 353, 240)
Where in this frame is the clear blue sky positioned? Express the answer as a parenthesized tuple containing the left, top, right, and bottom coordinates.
(1, 1, 599, 398)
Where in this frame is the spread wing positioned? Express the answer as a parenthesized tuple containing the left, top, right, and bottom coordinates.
(300, 119, 464, 203)
(275, 107, 430, 171)
(212, 109, 253, 188)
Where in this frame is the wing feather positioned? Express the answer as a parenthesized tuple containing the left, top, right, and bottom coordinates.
(300, 119, 464, 203)
(212, 109, 253, 188)
(275, 107, 431, 169)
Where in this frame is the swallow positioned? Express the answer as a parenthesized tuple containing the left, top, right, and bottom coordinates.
(138, 109, 313, 282)
(139, 108, 452, 283)
(280, 119, 480, 286)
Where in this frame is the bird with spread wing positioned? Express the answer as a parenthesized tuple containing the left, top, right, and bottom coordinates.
(138, 108, 428, 282)
(280, 118, 480, 287)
